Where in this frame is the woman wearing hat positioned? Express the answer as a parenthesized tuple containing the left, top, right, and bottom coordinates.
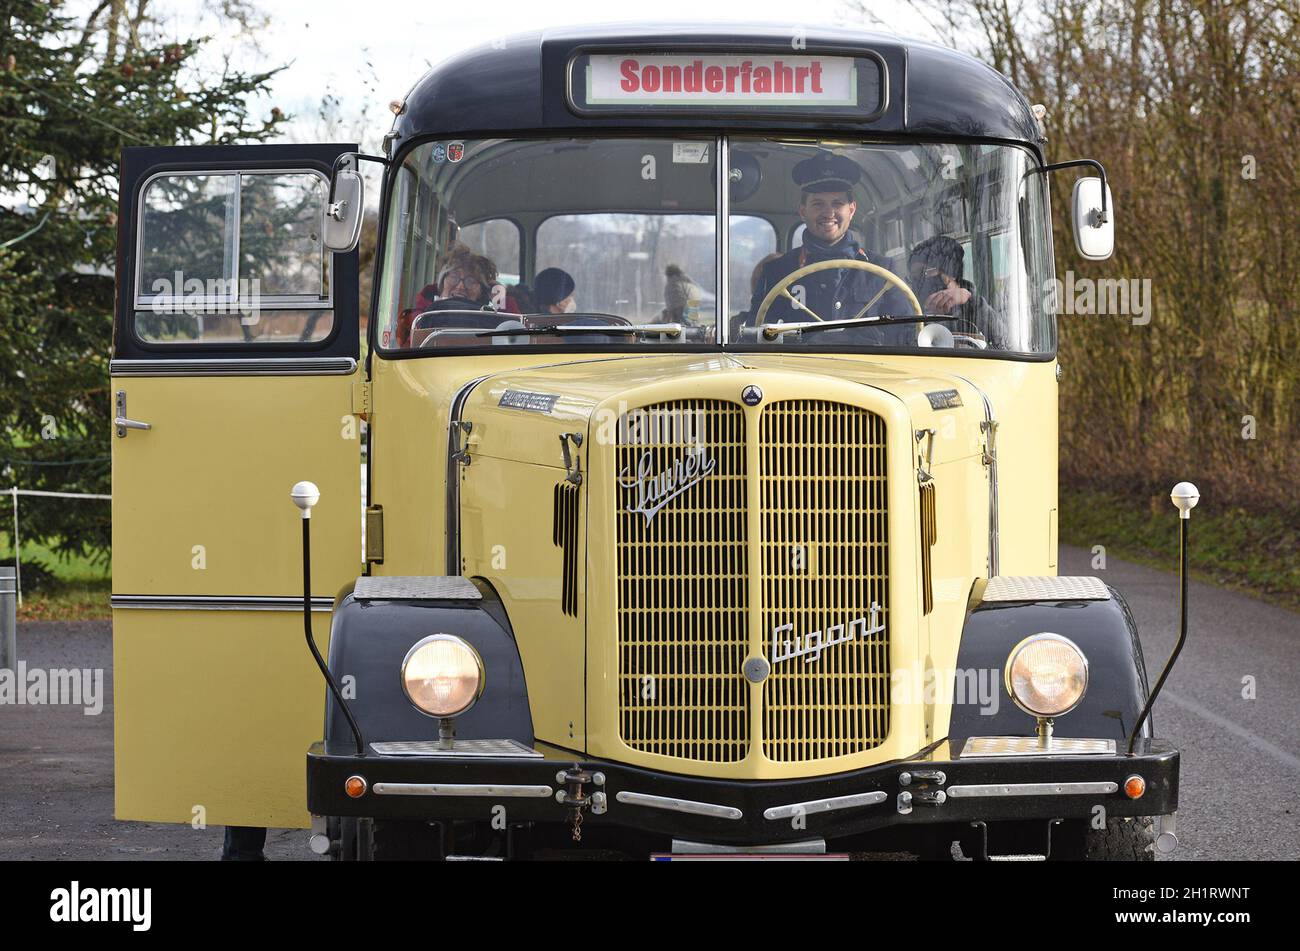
(533, 267, 577, 314)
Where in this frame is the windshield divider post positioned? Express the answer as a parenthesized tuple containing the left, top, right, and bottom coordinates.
(716, 134, 730, 346)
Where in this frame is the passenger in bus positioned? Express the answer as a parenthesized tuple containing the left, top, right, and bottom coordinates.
(434, 243, 498, 307)
(907, 235, 994, 333)
(661, 264, 702, 323)
(749, 151, 913, 344)
(501, 282, 536, 314)
(534, 267, 577, 314)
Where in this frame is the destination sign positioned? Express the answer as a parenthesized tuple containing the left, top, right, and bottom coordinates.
(569, 52, 884, 117)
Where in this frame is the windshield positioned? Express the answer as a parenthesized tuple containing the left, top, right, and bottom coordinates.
(374, 137, 1055, 354)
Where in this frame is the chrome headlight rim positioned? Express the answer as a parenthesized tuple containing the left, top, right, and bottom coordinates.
(1003, 632, 1089, 719)
(400, 633, 485, 719)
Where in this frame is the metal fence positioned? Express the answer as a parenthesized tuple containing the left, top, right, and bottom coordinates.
(1, 487, 112, 606)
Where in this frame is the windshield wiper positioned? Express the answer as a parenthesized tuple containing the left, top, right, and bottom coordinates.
(477, 322, 682, 339)
(761, 314, 963, 339)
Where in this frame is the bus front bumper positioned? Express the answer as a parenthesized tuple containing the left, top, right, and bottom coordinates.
(307, 738, 1178, 846)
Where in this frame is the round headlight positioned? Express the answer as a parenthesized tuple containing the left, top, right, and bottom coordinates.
(401, 634, 484, 718)
(1004, 633, 1088, 718)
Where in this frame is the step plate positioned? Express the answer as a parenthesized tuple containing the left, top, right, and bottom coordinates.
(960, 736, 1117, 758)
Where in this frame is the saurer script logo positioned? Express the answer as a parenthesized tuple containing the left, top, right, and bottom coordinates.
(618, 446, 716, 523)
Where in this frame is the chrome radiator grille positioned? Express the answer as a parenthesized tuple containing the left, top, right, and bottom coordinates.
(759, 401, 890, 761)
(615, 400, 750, 762)
(614, 397, 891, 766)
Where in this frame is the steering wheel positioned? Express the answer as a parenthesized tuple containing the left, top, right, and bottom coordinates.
(752, 258, 923, 325)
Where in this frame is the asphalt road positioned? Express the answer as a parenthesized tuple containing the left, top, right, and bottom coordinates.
(1, 545, 1296, 861)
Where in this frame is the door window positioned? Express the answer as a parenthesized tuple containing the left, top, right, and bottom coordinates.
(134, 170, 333, 345)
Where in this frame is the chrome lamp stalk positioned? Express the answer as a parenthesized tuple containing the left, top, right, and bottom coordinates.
(1126, 481, 1199, 754)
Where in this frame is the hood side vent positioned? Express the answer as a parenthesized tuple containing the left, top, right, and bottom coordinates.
(919, 481, 937, 615)
(553, 482, 580, 617)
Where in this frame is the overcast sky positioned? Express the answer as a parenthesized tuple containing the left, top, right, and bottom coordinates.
(119, 0, 940, 149)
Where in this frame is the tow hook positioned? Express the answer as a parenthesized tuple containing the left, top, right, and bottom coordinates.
(555, 768, 606, 842)
(898, 770, 948, 813)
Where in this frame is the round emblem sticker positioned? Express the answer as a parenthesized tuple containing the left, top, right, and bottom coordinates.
(431, 143, 447, 164)
(741, 385, 763, 406)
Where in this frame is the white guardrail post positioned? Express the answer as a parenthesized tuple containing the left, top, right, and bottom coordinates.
(0, 566, 15, 672)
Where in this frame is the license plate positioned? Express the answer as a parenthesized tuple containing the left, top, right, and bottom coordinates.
(651, 853, 850, 861)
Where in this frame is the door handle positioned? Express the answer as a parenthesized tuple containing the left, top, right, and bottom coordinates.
(115, 390, 152, 438)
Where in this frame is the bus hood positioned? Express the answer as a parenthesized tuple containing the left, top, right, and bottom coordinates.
(461, 352, 989, 472)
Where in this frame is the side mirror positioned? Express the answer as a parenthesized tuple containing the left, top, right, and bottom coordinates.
(1071, 176, 1114, 261)
(323, 168, 364, 252)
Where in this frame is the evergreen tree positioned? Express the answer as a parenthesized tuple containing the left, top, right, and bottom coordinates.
(1, 0, 286, 561)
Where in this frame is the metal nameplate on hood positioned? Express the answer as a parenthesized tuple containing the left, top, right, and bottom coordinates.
(926, 388, 964, 410)
(499, 389, 560, 414)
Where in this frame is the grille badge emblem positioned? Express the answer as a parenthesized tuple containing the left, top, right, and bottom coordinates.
(771, 603, 885, 664)
(743, 656, 771, 684)
(618, 446, 717, 523)
(741, 385, 763, 406)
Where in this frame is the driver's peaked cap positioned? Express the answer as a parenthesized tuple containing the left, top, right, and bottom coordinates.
(794, 151, 863, 196)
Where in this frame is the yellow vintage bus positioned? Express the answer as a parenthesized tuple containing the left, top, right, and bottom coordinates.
(112, 25, 1187, 860)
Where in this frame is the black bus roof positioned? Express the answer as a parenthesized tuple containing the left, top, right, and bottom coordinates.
(391, 24, 1044, 152)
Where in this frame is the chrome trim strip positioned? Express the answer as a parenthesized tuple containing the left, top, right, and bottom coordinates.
(445, 374, 491, 574)
(110, 357, 357, 377)
(615, 790, 743, 820)
(946, 781, 1118, 798)
(953, 374, 999, 576)
(716, 134, 730, 346)
(111, 595, 332, 612)
(371, 782, 553, 798)
(763, 790, 887, 821)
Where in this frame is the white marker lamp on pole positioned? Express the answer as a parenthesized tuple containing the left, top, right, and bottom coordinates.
(291, 481, 365, 756)
(1127, 482, 1199, 755)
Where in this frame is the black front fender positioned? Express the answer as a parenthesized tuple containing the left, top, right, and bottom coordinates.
(949, 579, 1151, 744)
(323, 578, 532, 754)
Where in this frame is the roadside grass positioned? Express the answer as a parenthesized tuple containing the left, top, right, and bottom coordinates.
(1060, 488, 1300, 613)
(1, 534, 111, 621)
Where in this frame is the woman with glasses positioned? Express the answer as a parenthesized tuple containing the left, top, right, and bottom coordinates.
(433, 244, 499, 307)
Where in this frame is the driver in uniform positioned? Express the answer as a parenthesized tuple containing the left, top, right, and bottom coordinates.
(749, 152, 914, 345)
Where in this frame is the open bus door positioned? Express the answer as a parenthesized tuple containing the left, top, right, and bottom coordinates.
(111, 144, 362, 828)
